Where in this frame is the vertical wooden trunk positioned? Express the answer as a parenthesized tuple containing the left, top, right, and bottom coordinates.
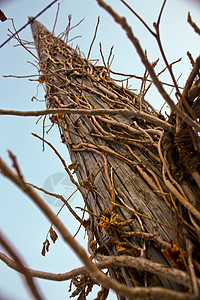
(30, 19, 187, 298)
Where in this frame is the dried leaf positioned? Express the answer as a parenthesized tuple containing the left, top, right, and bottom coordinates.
(90, 240, 97, 254)
(58, 113, 65, 120)
(70, 275, 95, 299)
(50, 227, 58, 244)
(49, 114, 58, 123)
(98, 207, 132, 232)
(68, 162, 79, 173)
(97, 215, 110, 232)
(162, 240, 187, 270)
(38, 75, 46, 83)
(41, 239, 50, 256)
(100, 206, 110, 218)
(110, 213, 132, 229)
(80, 179, 93, 189)
(0, 10, 7, 22)
(94, 286, 109, 300)
(115, 241, 135, 256)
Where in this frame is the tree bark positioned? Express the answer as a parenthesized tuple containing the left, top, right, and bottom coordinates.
(30, 19, 200, 299)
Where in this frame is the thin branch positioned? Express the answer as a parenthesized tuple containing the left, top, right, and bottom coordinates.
(111, 202, 173, 230)
(0, 108, 174, 132)
(120, 0, 155, 36)
(96, 0, 200, 133)
(28, 183, 83, 225)
(120, 231, 171, 249)
(109, 57, 183, 89)
(52, 2, 60, 35)
(87, 16, 100, 59)
(0, 155, 198, 300)
(186, 239, 199, 295)
(0, 252, 199, 289)
(157, 0, 167, 27)
(0, 232, 44, 300)
(188, 12, 200, 36)
(153, 22, 182, 98)
(0, 0, 59, 49)
(182, 55, 200, 102)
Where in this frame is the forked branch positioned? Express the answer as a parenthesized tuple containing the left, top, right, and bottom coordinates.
(96, 0, 200, 132)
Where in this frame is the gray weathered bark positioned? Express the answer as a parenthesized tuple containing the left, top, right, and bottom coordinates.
(30, 19, 200, 299)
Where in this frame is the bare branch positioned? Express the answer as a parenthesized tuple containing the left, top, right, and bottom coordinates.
(157, 0, 167, 27)
(0, 108, 174, 132)
(96, 0, 200, 132)
(0, 232, 44, 300)
(87, 16, 100, 59)
(188, 12, 200, 36)
(1, 251, 199, 289)
(120, 0, 155, 36)
(28, 183, 82, 225)
(0, 0, 59, 49)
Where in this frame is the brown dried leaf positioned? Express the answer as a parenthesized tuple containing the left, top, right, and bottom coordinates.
(38, 75, 46, 83)
(70, 275, 95, 299)
(98, 207, 132, 232)
(100, 206, 110, 218)
(162, 240, 187, 270)
(94, 286, 109, 300)
(80, 180, 93, 189)
(110, 213, 133, 229)
(0, 10, 7, 22)
(57, 113, 65, 120)
(68, 162, 79, 173)
(41, 239, 50, 256)
(50, 227, 58, 244)
(115, 241, 134, 256)
(49, 114, 58, 123)
(90, 240, 97, 254)
(97, 215, 110, 232)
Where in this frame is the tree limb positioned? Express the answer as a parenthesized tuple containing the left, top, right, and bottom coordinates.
(0, 108, 174, 132)
(1, 251, 199, 289)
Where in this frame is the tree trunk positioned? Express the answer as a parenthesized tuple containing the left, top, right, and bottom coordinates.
(30, 19, 200, 299)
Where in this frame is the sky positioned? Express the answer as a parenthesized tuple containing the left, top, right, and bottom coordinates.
(0, 0, 199, 299)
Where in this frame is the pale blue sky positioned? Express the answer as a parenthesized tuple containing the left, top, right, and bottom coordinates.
(0, 0, 199, 299)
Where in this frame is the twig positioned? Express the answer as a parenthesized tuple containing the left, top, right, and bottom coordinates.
(87, 16, 100, 60)
(111, 202, 173, 230)
(107, 45, 114, 74)
(186, 238, 199, 295)
(52, 2, 60, 35)
(157, 134, 200, 221)
(157, 0, 167, 27)
(120, 0, 155, 36)
(182, 55, 200, 102)
(28, 183, 82, 225)
(99, 42, 107, 69)
(109, 68, 183, 89)
(120, 231, 171, 249)
(96, 0, 200, 133)
(31, 133, 85, 200)
(0, 108, 174, 132)
(188, 12, 200, 36)
(1, 251, 199, 289)
(0, 231, 44, 300)
(0, 0, 59, 49)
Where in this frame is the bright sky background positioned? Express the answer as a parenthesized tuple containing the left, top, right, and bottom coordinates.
(0, 0, 199, 299)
